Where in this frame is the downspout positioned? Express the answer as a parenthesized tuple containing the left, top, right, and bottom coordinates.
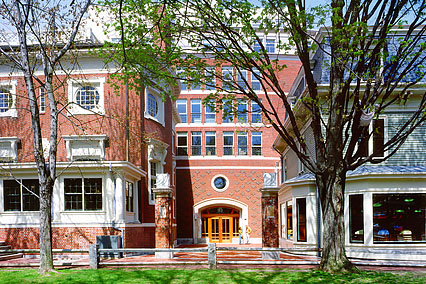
(110, 163, 124, 249)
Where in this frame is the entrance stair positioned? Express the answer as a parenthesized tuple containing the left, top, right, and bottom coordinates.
(0, 241, 23, 261)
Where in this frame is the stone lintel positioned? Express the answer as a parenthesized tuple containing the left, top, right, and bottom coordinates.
(259, 187, 280, 197)
(153, 187, 173, 197)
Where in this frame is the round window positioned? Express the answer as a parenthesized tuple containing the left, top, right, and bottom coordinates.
(147, 93, 158, 117)
(211, 175, 229, 192)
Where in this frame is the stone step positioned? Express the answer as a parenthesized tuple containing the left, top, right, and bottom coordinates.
(0, 245, 11, 250)
(0, 253, 23, 261)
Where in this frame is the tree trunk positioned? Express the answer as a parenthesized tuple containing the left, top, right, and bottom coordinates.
(38, 182, 54, 273)
(317, 169, 356, 273)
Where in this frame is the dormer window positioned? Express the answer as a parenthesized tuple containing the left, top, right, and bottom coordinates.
(63, 135, 108, 161)
(145, 88, 165, 126)
(68, 78, 105, 115)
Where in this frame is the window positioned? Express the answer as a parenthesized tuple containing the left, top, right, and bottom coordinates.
(149, 162, 158, 203)
(286, 201, 293, 240)
(177, 132, 188, 155)
(349, 194, 364, 243)
(205, 67, 216, 90)
(205, 132, 216, 156)
(191, 99, 202, 123)
(0, 89, 12, 113)
(147, 93, 158, 117)
(252, 132, 262, 155)
(223, 132, 234, 156)
(39, 88, 46, 113)
(64, 178, 102, 211)
(68, 78, 105, 115)
(145, 89, 165, 125)
(0, 81, 17, 117)
(373, 193, 426, 243)
(126, 181, 134, 212)
(266, 38, 276, 53)
(177, 68, 188, 91)
(359, 118, 385, 158)
(190, 68, 202, 91)
(253, 39, 262, 52)
(222, 66, 233, 90)
(237, 100, 247, 123)
(3, 179, 39, 212)
(205, 103, 216, 123)
(236, 70, 247, 90)
(296, 198, 307, 242)
(191, 131, 202, 156)
(251, 101, 262, 123)
(222, 100, 233, 123)
(176, 99, 187, 123)
(251, 69, 261, 91)
(211, 175, 229, 192)
(76, 86, 99, 110)
(237, 132, 248, 155)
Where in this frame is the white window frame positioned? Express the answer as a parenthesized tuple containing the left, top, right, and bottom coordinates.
(205, 102, 216, 123)
(147, 138, 168, 205)
(251, 131, 262, 156)
(223, 131, 234, 156)
(63, 177, 104, 211)
(191, 131, 202, 156)
(205, 131, 216, 156)
(177, 132, 188, 156)
(67, 78, 105, 115)
(145, 88, 165, 126)
(237, 131, 248, 156)
(251, 69, 261, 91)
(251, 101, 262, 123)
(191, 99, 202, 123)
(237, 100, 248, 123)
(205, 67, 216, 91)
(236, 70, 247, 90)
(176, 99, 187, 123)
(0, 80, 17, 118)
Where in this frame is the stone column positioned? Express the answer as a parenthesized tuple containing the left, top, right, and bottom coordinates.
(259, 173, 280, 259)
(153, 174, 173, 259)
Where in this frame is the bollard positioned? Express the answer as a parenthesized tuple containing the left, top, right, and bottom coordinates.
(208, 243, 217, 269)
(89, 244, 99, 269)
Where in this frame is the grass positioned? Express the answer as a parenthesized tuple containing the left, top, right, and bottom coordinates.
(0, 268, 425, 284)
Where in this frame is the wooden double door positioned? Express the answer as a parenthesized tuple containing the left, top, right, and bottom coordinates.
(201, 207, 240, 243)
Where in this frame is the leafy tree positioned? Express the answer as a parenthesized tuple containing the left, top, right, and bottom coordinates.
(0, 0, 91, 273)
(101, 0, 426, 272)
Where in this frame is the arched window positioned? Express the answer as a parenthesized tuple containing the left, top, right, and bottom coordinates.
(147, 93, 158, 117)
(76, 86, 99, 110)
(0, 89, 12, 113)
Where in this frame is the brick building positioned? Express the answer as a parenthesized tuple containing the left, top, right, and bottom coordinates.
(0, 45, 180, 249)
(174, 46, 300, 244)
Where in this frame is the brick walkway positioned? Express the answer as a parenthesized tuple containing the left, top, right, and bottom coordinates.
(0, 243, 425, 272)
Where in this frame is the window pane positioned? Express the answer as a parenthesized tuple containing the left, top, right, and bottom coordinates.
(191, 99, 201, 123)
(126, 181, 134, 212)
(236, 71, 247, 90)
(205, 67, 216, 90)
(205, 132, 216, 156)
(237, 101, 247, 123)
(237, 132, 248, 155)
(252, 132, 262, 155)
(22, 179, 40, 211)
(266, 38, 275, 53)
(84, 178, 102, 211)
(4, 180, 20, 211)
(205, 103, 216, 123)
(176, 99, 187, 123)
(191, 132, 202, 156)
(373, 119, 385, 157)
(222, 100, 233, 123)
(287, 202, 293, 240)
(251, 70, 261, 91)
(223, 132, 234, 156)
(297, 198, 307, 242)
(64, 178, 83, 210)
(222, 67, 233, 90)
(373, 193, 426, 243)
(350, 194, 364, 243)
(76, 86, 99, 110)
(177, 132, 188, 155)
(251, 101, 261, 123)
(147, 93, 158, 117)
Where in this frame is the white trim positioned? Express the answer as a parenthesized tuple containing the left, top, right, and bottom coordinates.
(176, 156, 279, 161)
(176, 166, 278, 170)
(211, 175, 230, 192)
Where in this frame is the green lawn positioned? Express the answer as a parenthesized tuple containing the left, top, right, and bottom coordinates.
(0, 268, 424, 284)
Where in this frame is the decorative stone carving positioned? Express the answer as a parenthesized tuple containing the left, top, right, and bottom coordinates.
(63, 135, 107, 161)
(0, 137, 20, 162)
(263, 172, 277, 188)
(156, 173, 170, 189)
